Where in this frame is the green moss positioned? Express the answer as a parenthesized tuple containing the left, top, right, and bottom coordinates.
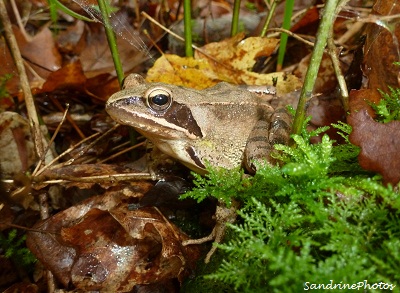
(182, 120, 399, 292)
(0, 74, 12, 99)
(371, 87, 400, 123)
(0, 229, 37, 272)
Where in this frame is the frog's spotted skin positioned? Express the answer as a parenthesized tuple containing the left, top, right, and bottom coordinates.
(106, 74, 287, 174)
(106, 74, 292, 262)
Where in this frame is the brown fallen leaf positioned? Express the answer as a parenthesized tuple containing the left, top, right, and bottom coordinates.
(348, 100, 400, 185)
(26, 183, 200, 292)
(38, 61, 86, 93)
(14, 24, 62, 85)
(0, 112, 36, 177)
(2, 281, 38, 293)
(79, 21, 147, 78)
(363, 0, 400, 92)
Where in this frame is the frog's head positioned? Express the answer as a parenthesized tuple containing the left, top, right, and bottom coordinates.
(106, 74, 204, 141)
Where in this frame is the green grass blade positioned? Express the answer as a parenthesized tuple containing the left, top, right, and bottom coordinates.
(276, 0, 294, 70)
(292, 0, 341, 136)
(96, 0, 124, 87)
(231, 0, 241, 36)
(183, 0, 193, 57)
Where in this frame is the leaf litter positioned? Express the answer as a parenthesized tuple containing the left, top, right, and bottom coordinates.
(0, 0, 399, 292)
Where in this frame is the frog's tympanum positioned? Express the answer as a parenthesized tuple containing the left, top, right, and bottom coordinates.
(106, 74, 292, 262)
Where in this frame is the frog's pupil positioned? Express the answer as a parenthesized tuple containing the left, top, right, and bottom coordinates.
(152, 94, 168, 105)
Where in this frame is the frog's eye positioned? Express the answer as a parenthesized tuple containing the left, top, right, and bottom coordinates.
(145, 87, 172, 111)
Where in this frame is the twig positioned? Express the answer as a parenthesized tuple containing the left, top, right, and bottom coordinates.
(99, 141, 145, 163)
(33, 104, 70, 175)
(266, 28, 316, 48)
(327, 34, 349, 112)
(33, 172, 160, 184)
(10, 0, 32, 41)
(0, 0, 44, 158)
(33, 131, 102, 177)
(260, 0, 279, 37)
(49, 96, 85, 139)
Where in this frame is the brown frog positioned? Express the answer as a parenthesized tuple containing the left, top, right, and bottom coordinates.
(106, 74, 291, 262)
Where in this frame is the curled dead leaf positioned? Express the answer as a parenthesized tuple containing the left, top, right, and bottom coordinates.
(348, 107, 400, 186)
(26, 183, 199, 291)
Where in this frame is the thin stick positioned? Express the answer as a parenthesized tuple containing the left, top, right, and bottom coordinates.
(260, 0, 279, 37)
(0, 0, 44, 158)
(10, 0, 31, 41)
(34, 131, 102, 177)
(33, 172, 160, 184)
(99, 141, 146, 163)
(266, 28, 316, 48)
(32, 104, 70, 176)
(49, 96, 86, 139)
(327, 34, 349, 112)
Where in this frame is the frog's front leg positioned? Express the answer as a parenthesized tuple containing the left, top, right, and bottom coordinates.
(245, 107, 292, 171)
(182, 199, 240, 263)
(183, 108, 292, 263)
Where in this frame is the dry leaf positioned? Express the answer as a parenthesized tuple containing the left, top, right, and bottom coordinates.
(39, 61, 86, 93)
(2, 282, 38, 293)
(240, 71, 302, 95)
(195, 32, 279, 83)
(14, 25, 62, 88)
(147, 34, 301, 94)
(348, 91, 400, 185)
(363, 0, 400, 91)
(0, 112, 36, 177)
(26, 184, 200, 291)
(201, 34, 279, 72)
(146, 55, 218, 89)
(0, 25, 62, 94)
(80, 22, 147, 78)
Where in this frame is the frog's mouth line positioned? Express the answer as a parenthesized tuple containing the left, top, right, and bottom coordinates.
(106, 100, 204, 140)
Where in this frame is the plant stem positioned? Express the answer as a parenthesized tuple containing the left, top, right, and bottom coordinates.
(47, 0, 57, 25)
(183, 0, 193, 57)
(97, 0, 124, 87)
(260, 0, 278, 37)
(97, 0, 138, 155)
(276, 0, 294, 71)
(231, 0, 241, 36)
(55, 0, 94, 22)
(291, 0, 341, 136)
